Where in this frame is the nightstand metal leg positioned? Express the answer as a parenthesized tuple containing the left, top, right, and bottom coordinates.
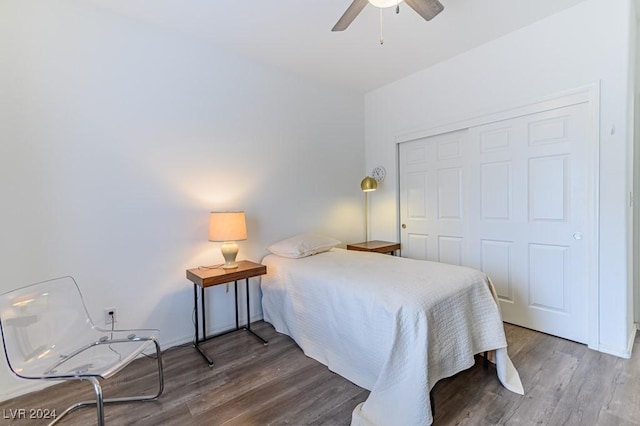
(194, 341, 214, 366)
(193, 284, 198, 344)
(201, 286, 206, 341)
(243, 278, 268, 345)
(234, 281, 239, 329)
(193, 284, 214, 366)
(430, 390, 435, 417)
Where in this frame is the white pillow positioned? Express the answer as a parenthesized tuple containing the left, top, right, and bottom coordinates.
(267, 234, 341, 259)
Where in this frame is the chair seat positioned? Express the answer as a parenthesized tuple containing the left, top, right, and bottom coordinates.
(37, 330, 159, 380)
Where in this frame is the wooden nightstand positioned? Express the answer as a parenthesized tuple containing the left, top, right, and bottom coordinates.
(186, 260, 267, 366)
(347, 240, 401, 255)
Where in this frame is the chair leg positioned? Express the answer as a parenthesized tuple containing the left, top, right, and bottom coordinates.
(48, 340, 164, 426)
(90, 377, 105, 426)
(49, 377, 104, 426)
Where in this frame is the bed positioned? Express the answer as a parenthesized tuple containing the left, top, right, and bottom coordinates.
(260, 243, 523, 426)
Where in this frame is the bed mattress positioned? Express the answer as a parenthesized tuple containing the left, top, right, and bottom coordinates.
(261, 248, 523, 425)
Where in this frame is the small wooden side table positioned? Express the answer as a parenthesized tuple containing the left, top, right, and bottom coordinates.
(347, 240, 401, 255)
(186, 260, 267, 366)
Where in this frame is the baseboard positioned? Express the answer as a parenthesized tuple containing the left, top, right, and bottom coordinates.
(627, 326, 638, 355)
(0, 380, 54, 403)
(152, 312, 265, 352)
(595, 344, 631, 359)
(597, 333, 635, 359)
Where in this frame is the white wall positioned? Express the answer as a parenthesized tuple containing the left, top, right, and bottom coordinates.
(0, 0, 364, 400)
(365, 0, 635, 357)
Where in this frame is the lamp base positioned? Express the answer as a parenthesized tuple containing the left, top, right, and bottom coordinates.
(222, 263, 238, 270)
(221, 241, 239, 269)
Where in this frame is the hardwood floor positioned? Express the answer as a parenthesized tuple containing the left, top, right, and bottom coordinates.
(1, 321, 639, 425)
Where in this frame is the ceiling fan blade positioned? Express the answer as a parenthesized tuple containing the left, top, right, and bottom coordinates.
(332, 0, 369, 32)
(403, 0, 444, 21)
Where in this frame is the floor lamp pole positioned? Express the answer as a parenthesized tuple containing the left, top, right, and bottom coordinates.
(364, 191, 369, 242)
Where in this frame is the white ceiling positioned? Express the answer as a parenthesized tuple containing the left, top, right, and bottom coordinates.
(81, 0, 589, 92)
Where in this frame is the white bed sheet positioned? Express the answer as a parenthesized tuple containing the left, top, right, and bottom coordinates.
(261, 248, 523, 425)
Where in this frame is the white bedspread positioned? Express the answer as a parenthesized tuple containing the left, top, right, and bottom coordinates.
(261, 248, 523, 425)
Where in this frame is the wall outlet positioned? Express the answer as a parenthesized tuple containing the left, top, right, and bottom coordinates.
(104, 307, 117, 325)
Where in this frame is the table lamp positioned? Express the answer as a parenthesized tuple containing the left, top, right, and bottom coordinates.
(208, 211, 247, 269)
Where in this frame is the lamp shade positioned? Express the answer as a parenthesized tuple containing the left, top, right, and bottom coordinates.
(361, 176, 378, 192)
(208, 211, 247, 242)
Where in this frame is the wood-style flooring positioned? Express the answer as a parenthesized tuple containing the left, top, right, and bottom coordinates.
(1, 321, 639, 425)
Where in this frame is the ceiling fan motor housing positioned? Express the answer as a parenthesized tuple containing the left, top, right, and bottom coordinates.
(368, 0, 401, 8)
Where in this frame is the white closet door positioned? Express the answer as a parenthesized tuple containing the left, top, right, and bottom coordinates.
(399, 129, 470, 264)
(399, 103, 590, 343)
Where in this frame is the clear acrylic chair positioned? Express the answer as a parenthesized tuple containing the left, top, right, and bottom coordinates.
(0, 276, 164, 425)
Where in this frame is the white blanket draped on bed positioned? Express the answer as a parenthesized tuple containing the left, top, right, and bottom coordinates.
(261, 248, 523, 426)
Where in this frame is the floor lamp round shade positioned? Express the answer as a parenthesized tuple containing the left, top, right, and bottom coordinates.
(361, 176, 377, 192)
(209, 211, 247, 269)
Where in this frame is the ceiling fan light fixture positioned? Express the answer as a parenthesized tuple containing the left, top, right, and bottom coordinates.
(332, 0, 443, 33)
(368, 0, 401, 8)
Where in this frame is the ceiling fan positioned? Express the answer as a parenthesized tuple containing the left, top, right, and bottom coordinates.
(332, 0, 444, 32)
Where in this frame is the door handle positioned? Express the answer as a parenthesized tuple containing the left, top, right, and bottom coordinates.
(573, 232, 583, 240)
(401, 224, 407, 229)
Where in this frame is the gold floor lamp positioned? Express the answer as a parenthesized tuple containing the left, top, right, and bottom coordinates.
(360, 166, 386, 242)
(361, 176, 377, 242)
